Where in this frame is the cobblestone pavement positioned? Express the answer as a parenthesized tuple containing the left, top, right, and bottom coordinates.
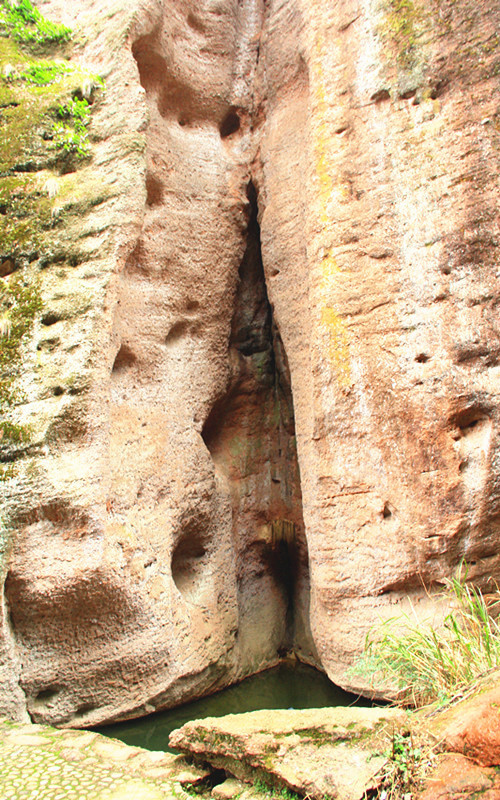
(0, 717, 199, 800)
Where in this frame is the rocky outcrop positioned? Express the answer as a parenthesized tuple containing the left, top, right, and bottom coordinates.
(0, 0, 499, 724)
(418, 753, 500, 800)
(428, 675, 500, 767)
(169, 706, 409, 800)
(170, 681, 500, 800)
(0, 0, 315, 727)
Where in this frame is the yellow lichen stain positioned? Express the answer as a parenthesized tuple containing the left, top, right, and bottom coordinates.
(310, 26, 352, 388)
(320, 307, 351, 388)
(321, 250, 340, 278)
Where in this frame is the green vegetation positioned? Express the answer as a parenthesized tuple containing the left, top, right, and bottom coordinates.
(381, 0, 421, 69)
(253, 779, 302, 800)
(0, 31, 102, 174)
(0, 0, 104, 170)
(0, 270, 42, 467)
(18, 60, 71, 85)
(0, 0, 71, 48)
(376, 730, 428, 800)
(53, 97, 91, 158)
(0, 176, 51, 264)
(0, 2, 104, 478)
(353, 566, 500, 708)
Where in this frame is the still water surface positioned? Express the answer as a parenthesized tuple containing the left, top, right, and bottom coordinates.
(97, 662, 369, 752)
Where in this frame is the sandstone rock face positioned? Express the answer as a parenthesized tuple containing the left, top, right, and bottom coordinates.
(255, 0, 500, 686)
(0, 0, 499, 724)
(0, 0, 314, 726)
(418, 753, 500, 800)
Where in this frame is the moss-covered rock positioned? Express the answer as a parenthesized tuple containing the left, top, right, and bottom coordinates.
(169, 707, 410, 800)
(0, 0, 104, 472)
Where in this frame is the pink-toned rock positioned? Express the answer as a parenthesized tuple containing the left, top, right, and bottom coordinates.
(430, 679, 500, 767)
(1, 0, 313, 727)
(0, 0, 499, 726)
(418, 753, 500, 800)
(255, 0, 500, 693)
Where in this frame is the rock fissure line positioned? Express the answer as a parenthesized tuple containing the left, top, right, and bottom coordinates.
(201, 180, 315, 666)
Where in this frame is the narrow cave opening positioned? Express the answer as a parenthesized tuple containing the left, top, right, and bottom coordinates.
(202, 182, 314, 669)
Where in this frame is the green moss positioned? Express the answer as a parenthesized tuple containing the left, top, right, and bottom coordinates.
(0, 270, 42, 458)
(18, 60, 71, 85)
(0, 0, 72, 50)
(0, 33, 25, 62)
(0, 3, 105, 478)
(0, 23, 104, 173)
(0, 74, 102, 173)
(0, 175, 52, 260)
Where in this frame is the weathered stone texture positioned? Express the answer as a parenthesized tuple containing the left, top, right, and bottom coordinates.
(0, 0, 499, 723)
(255, 0, 500, 688)
(169, 706, 409, 800)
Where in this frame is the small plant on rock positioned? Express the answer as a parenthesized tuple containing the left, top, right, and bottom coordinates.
(373, 730, 432, 800)
(0, 0, 72, 48)
(52, 97, 91, 159)
(19, 60, 71, 85)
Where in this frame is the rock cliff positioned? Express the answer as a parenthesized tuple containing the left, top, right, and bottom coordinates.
(0, 0, 499, 725)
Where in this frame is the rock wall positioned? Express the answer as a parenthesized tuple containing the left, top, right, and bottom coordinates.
(0, 0, 499, 724)
(255, 0, 500, 684)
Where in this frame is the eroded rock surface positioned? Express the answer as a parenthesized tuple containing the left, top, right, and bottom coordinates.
(254, 0, 500, 689)
(169, 706, 408, 800)
(418, 753, 500, 800)
(0, 0, 499, 724)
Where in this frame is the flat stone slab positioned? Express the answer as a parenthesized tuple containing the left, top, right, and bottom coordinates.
(169, 706, 409, 800)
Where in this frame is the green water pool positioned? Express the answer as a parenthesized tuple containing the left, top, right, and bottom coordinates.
(97, 662, 369, 752)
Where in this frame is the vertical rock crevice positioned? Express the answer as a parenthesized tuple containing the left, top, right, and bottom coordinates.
(202, 182, 317, 671)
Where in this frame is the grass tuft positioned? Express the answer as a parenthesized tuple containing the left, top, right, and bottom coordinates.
(52, 97, 91, 158)
(352, 564, 500, 708)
